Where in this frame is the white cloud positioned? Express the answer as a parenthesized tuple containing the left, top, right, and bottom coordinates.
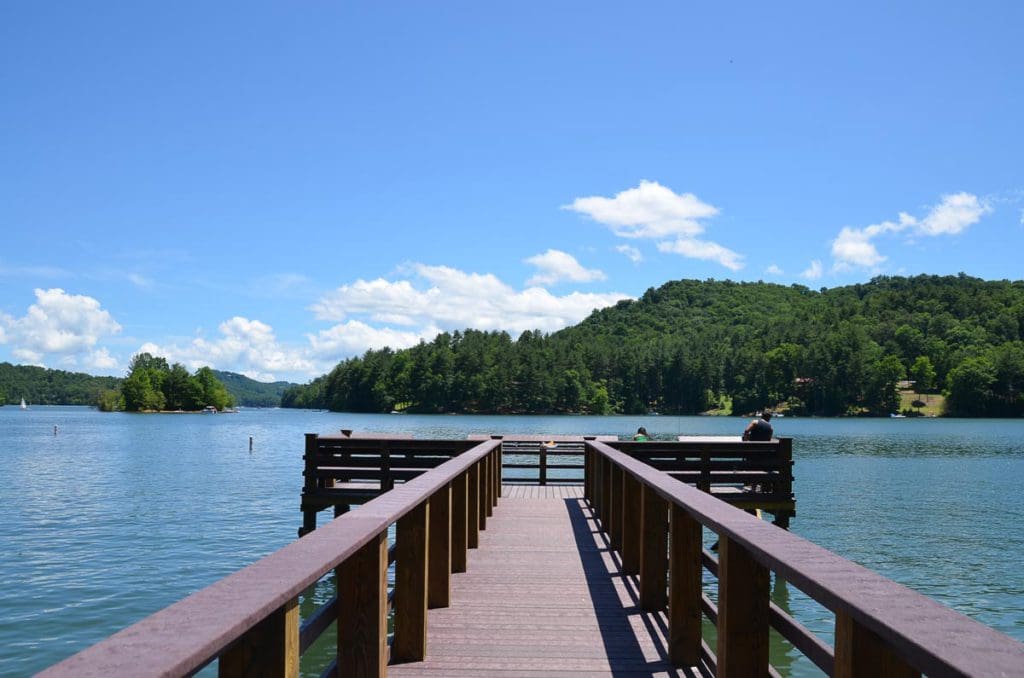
(564, 180, 719, 239)
(308, 321, 438, 357)
(801, 260, 823, 280)
(85, 348, 119, 370)
(0, 289, 121, 366)
(831, 193, 991, 270)
(765, 264, 784, 275)
(657, 238, 744, 271)
(917, 192, 991, 235)
(140, 317, 317, 382)
(566, 181, 743, 270)
(616, 244, 643, 263)
(524, 249, 606, 286)
(313, 263, 631, 336)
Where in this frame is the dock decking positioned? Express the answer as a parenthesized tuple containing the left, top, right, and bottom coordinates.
(389, 486, 693, 676)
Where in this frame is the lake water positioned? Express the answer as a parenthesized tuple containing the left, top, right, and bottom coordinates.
(2, 407, 1023, 676)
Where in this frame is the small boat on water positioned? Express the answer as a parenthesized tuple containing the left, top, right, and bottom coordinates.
(20, 398, 27, 410)
(890, 413, 906, 418)
(202, 405, 218, 414)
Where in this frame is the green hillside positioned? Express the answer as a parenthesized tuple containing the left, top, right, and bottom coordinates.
(211, 370, 297, 407)
(0, 363, 120, 406)
(282, 274, 1024, 417)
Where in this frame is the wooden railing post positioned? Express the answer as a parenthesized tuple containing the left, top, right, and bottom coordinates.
(698, 450, 711, 493)
(381, 442, 393, 493)
(601, 456, 613, 529)
(337, 531, 388, 678)
(484, 453, 493, 517)
(477, 459, 488, 531)
(491, 438, 503, 498)
(393, 501, 429, 662)
(539, 443, 548, 485)
(592, 450, 603, 517)
(774, 437, 794, 529)
(219, 597, 298, 678)
(451, 472, 469, 573)
(621, 473, 641, 575)
(716, 535, 769, 677)
(610, 464, 623, 552)
(639, 484, 668, 611)
(835, 611, 920, 678)
(583, 446, 592, 500)
(428, 484, 452, 609)
(299, 433, 319, 537)
(669, 505, 701, 666)
(468, 464, 480, 548)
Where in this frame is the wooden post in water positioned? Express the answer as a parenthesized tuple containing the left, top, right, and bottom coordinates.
(773, 437, 794, 529)
(428, 484, 452, 609)
(669, 505, 702, 666)
(393, 502, 429, 662)
(219, 597, 298, 678)
(639, 484, 668, 611)
(716, 535, 769, 677)
(337, 532, 388, 678)
(299, 433, 319, 537)
(451, 472, 469, 573)
(834, 611, 919, 678)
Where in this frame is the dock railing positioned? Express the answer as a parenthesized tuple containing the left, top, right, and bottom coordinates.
(584, 438, 1024, 676)
(41, 436, 503, 678)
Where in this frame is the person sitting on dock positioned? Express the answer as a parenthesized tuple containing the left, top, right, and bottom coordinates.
(742, 411, 773, 441)
(632, 426, 650, 441)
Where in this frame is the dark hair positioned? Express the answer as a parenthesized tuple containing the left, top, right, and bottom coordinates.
(761, 410, 772, 421)
(637, 426, 648, 435)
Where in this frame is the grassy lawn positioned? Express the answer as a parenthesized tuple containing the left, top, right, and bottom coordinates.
(899, 390, 944, 416)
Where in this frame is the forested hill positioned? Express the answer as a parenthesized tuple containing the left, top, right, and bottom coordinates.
(0, 363, 120, 406)
(211, 370, 297, 407)
(281, 274, 1024, 417)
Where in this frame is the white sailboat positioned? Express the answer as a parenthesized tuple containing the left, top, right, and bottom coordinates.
(20, 398, 28, 410)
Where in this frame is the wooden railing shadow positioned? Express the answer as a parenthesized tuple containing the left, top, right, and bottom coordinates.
(563, 497, 698, 677)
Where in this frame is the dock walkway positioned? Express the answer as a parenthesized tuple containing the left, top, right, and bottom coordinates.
(389, 486, 692, 677)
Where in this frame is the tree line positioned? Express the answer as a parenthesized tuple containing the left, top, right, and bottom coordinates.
(0, 362, 120, 406)
(281, 275, 1024, 417)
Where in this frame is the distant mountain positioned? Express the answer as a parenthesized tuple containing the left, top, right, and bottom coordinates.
(211, 370, 298, 407)
(0, 362, 120, 406)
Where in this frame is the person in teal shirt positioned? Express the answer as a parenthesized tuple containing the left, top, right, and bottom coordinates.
(632, 426, 650, 441)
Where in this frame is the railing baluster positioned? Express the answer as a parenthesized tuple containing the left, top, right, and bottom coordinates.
(468, 464, 480, 548)
(484, 454, 493, 517)
(601, 457, 612, 529)
(621, 473, 641, 575)
(834, 610, 919, 678)
(639, 484, 668, 611)
(610, 465, 623, 551)
(219, 597, 298, 678)
(337, 531, 388, 678)
(451, 472, 469, 573)
(428, 484, 452, 608)
(716, 535, 769, 677)
(477, 459, 488, 531)
(393, 501, 429, 662)
(669, 505, 701, 666)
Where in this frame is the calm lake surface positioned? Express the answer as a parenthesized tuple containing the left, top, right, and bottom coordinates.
(2, 407, 1023, 676)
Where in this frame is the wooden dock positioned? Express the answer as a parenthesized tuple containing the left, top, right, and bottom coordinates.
(42, 433, 1024, 678)
(389, 486, 692, 676)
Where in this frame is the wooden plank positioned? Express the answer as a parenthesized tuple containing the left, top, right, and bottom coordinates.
(621, 473, 641, 576)
(468, 465, 480, 548)
(428, 485, 452, 609)
(387, 494, 689, 677)
(393, 502, 429, 663)
(716, 535, 769, 677)
(451, 473, 468, 573)
(218, 596, 298, 678)
(835, 610, 919, 678)
(639, 484, 668, 611)
(669, 505, 701, 666)
(337, 532, 388, 678)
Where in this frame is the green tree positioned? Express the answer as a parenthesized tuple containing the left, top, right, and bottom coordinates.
(945, 356, 996, 416)
(865, 355, 905, 415)
(909, 356, 937, 393)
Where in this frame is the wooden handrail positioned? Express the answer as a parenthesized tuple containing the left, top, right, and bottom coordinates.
(41, 437, 501, 677)
(585, 439, 1024, 676)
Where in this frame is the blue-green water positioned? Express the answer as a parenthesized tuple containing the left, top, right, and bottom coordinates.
(1, 407, 1023, 675)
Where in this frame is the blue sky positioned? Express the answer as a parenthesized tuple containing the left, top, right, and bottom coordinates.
(2, 1, 1022, 383)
